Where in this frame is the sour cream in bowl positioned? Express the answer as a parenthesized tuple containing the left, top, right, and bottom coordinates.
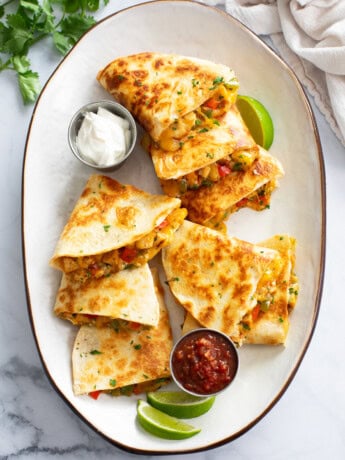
(170, 328, 239, 397)
(68, 100, 137, 172)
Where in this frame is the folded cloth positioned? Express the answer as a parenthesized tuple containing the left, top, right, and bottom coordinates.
(201, 0, 345, 146)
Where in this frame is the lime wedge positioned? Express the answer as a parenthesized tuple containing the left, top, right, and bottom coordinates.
(236, 95, 274, 150)
(137, 400, 201, 440)
(147, 391, 216, 418)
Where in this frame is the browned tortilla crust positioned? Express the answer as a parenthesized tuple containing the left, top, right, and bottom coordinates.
(97, 52, 237, 142)
(180, 148, 284, 224)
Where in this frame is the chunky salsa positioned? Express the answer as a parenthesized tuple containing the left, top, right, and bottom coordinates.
(171, 329, 238, 396)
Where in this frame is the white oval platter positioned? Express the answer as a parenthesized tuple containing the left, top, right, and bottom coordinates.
(22, 0, 325, 454)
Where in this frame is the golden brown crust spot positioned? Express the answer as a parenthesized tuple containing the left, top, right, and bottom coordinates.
(97, 52, 237, 141)
(180, 152, 283, 224)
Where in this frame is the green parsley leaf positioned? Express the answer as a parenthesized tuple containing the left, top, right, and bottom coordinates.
(58, 13, 96, 45)
(109, 378, 117, 387)
(0, 0, 108, 103)
(52, 31, 73, 55)
(11, 55, 30, 73)
(18, 69, 41, 104)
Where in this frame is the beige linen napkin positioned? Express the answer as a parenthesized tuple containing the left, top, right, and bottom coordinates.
(201, 0, 345, 146)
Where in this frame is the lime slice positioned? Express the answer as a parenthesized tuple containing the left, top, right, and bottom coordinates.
(236, 95, 274, 149)
(147, 391, 216, 419)
(137, 400, 201, 440)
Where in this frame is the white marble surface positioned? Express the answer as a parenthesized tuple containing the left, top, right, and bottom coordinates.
(1, 1, 344, 459)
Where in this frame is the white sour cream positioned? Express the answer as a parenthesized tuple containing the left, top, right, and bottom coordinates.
(76, 107, 131, 166)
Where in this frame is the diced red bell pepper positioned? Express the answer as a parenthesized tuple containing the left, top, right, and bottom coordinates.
(217, 164, 231, 177)
(89, 390, 101, 400)
(156, 219, 168, 230)
(251, 305, 261, 322)
(119, 246, 138, 263)
(133, 385, 142, 395)
(203, 98, 219, 110)
(236, 197, 249, 208)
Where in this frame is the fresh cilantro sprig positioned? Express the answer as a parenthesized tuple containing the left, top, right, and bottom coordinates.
(0, 0, 109, 104)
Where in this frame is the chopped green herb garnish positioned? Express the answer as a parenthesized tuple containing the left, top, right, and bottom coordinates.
(109, 379, 117, 387)
(164, 277, 180, 284)
(90, 350, 102, 355)
(201, 179, 213, 187)
(124, 263, 135, 270)
(103, 225, 111, 232)
(209, 76, 224, 90)
(134, 344, 142, 350)
(213, 76, 224, 85)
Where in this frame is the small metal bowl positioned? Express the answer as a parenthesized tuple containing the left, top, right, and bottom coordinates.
(170, 328, 239, 397)
(68, 100, 137, 172)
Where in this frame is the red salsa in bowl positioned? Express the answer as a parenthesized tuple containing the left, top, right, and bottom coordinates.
(170, 328, 239, 396)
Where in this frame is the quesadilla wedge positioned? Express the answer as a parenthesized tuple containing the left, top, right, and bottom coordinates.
(97, 52, 238, 144)
(240, 234, 299, 345)
(72, 269, 173, 396)
(54, 263, 159, 328)
(181, 235, 298, 345)
(171, 147, 284, 231)
(148, 104, 258, 181)
(162, 220, 277, 340)
(49, 175, 187, 282)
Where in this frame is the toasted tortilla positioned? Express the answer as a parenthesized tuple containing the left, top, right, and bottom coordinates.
(49, 175, 186, 279)
(240, 235, 298, 345)
(149, 104, 258, 180)
(162, 220, 277, 339)
(181, 234, 298, 345)
(97, 52, 238, 143)
(72, 269, 173, 396)
(54, 264, 159, 328)
(173, 147, 284, 229)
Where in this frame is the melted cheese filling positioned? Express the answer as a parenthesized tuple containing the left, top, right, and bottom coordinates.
(60, 208, 187, 282)
(106, 377, 170, 397)
(157, 84, 237, 152)
(152, 86, 257, 194)
(203, 181, 277, 232)
(60, 312, 153, 329)
(161, 147, 257, 197)
(239, 248, 299, 333)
